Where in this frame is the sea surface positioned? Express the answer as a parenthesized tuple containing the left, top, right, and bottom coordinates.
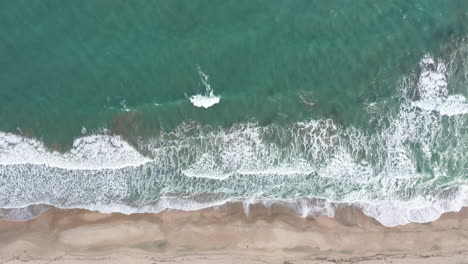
(0, 0, 467, 226)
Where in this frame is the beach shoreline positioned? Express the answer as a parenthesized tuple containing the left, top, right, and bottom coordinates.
(1, 203, 468, 263)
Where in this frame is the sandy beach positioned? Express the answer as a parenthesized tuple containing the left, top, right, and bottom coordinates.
(1, 203, 468, 264)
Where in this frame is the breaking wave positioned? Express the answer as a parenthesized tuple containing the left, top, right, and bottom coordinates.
(189, 66, 221, 108)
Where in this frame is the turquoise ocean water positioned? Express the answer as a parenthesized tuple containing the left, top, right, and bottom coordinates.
(0, 0, 467, 226)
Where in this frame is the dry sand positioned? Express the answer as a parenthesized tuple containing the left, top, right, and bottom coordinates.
(1, 203, 468, 264)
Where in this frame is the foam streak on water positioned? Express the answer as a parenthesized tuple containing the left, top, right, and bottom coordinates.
(0, 53, 467, 226)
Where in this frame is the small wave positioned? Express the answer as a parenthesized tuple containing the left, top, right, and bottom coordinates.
(120, 99, 131, 112)
(189, 66, 220, 108)
(189, 93, 221, 108)
(298, 90, 317, 107)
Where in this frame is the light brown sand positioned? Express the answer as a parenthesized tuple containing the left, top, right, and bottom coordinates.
(1, 203, 468, 264)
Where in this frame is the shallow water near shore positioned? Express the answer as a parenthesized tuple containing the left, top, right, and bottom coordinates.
(0, 1, 468, 227)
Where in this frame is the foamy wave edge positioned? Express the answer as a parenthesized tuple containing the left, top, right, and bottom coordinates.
(2, 190, 468, 227)
(189, 93, 221, 108)
(0, 132, 150, 169)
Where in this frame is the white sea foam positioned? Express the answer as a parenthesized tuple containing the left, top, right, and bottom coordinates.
(189, 66, 220, 108)
(189, 94, 221, 108)
(411, 55, 468, 116)
(0, 197, 338, 222)
(359, 186, 468, 227)
(0, 132, 150, 169)
(183, 159, 315, 180)
(152, 120, 338, 181)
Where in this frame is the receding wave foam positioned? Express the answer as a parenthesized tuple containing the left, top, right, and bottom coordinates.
(0, 51, 467, 227)
(189, 66, 220, 108)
